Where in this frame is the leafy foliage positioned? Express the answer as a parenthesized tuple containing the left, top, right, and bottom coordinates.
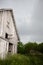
(17, 42, 25, 54)
(24, 42, 38, 54)
(17, 42, 43, 54)
(38, 43, 43, 53)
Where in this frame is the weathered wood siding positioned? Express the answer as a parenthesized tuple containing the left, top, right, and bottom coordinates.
(0, 9, 19, 58)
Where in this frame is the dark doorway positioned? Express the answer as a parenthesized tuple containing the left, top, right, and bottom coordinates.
(8, 43, 13, 53)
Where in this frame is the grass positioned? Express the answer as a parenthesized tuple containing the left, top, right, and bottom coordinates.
(0, 54, 43, 65)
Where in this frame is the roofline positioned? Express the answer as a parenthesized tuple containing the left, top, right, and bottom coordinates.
(0, 8, 12, 11)
(11, 10, 20, 41)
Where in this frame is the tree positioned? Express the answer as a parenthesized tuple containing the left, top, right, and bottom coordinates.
(38, 43, 43, 53)
(17, 42, 25, 54)
(24, 42, 38, 54)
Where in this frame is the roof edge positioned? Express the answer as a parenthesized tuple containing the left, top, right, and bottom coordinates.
(11, 10, 20, 41)
(0, 8, 13, 11)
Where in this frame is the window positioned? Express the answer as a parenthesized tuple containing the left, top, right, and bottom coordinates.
(5, 33, 8, 39)
(8, 43, 13, 53)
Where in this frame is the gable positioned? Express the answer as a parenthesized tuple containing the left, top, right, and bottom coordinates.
(0, 9, 20, 42)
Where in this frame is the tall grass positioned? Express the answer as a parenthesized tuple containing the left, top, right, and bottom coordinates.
(0, 54, 29, 65)
(0, 54, 43, 65)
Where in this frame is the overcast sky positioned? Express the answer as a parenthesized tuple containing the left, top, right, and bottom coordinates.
(0, 0, 43, 43)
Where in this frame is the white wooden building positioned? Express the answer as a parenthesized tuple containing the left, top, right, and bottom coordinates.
(0, 9, 19, 59)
